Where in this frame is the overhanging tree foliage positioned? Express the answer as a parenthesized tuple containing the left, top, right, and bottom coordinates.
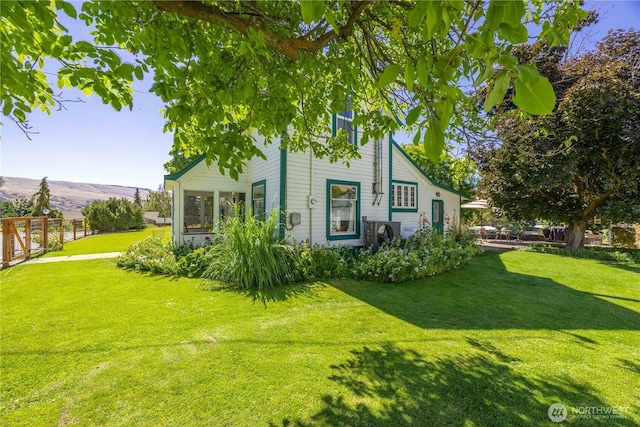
(476, 30, 640, 249)
(2, 1, 587, 178)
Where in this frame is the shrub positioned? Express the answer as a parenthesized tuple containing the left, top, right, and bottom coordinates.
(82, 198, 145, 232)
(525, 244, 640, 264)
(31, 230, 63, 252)
(201, 209, 296, 290)
(116, 221, 482, 286)
(115, 237, 178, 275)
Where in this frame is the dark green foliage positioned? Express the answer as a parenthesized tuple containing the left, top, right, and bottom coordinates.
(81, 197, 145, 232)
(524, 244, 640, 264)
(477, 30, 640, 249)
(32, 176, 51, 216)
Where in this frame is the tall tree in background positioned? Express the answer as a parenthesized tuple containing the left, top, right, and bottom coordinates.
(144, 187, 172, 220)
(2, 1, 587, 178)
(32, 177, 51, 217)
(134, 188, 142, 207)
(476, 30, 640, 249)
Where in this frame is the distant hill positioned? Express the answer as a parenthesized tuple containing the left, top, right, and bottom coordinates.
(0, 177, 150, 217)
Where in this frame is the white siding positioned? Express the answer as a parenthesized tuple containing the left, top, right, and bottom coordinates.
(282, 133, 389, 246)
(248, 136, 282, 214)
(391, 144, 461, 233)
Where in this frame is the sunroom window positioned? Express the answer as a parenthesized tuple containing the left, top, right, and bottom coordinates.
(184, 191, 214, 232)
(328, 180, 360, 240)
(220, 191, 246, 221)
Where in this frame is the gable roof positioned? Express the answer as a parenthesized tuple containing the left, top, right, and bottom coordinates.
(391, 139, 471, 199)
(162, 141, 471, 200)
(164, 155, 207, 183)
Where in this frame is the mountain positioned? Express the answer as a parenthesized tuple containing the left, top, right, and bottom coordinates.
(0, 177, 150, 217)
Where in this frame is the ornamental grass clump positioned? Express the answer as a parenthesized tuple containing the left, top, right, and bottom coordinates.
(201, 209, 296, 290)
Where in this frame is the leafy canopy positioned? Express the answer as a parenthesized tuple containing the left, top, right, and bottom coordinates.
(476, 30, 640, 247)
(2, 0, 587, 178)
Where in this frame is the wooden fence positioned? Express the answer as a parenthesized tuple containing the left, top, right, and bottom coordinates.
(1, 217, 92, 268)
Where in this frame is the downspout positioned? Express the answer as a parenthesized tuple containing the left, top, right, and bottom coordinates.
(279, 138, 287, 240)
(309, 146, 314, 245)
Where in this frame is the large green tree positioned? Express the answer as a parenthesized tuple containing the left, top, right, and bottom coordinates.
(477, 30, 640, 249)
(143, 187, 171, 219)
(2, 1, 586, 178)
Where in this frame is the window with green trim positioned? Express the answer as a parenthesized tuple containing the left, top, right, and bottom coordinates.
(327, 180, 360, 240)
(333, 98, 355, 145)
(392, 182, 417, 210)
(251, 180, 266, 219)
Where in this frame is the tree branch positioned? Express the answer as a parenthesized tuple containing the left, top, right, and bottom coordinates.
(152, 0, 373, 61)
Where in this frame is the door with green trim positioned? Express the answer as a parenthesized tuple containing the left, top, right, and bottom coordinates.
(432, 200, 444, 234)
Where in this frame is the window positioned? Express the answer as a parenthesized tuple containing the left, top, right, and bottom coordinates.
(391, 181, 417, 211)
(333, 98, 356, 145)
(252, 180, 266, 219)
(327, 180, 360, 240)
(184, 191, 214, 232)
(219, 191, 246, 221)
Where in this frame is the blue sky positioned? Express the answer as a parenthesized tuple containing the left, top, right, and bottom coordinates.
(1, 1, 638, 190)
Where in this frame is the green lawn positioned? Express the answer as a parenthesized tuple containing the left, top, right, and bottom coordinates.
(41, 227, 158, 257)
(1, 250, 639, 426)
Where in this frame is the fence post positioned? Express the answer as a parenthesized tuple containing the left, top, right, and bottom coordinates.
(59, 219, 64, 250)
(43, 217, 49, 254)
(2, 218, 10, 269)
(25, 218, 31, 260)
(73, 219, 77, 240)
(84, 219, 87, 237)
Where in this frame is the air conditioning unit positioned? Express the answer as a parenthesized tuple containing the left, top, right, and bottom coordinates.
(365, 221, 401, 251)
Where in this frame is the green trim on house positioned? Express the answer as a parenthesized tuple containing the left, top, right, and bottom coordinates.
(251, 179, 267, 220)
(391, 180, 419, 213)
(163, 155, 206, 182)
(279, 140, 287, 240)
(388, 132, 393, 221)
(326, 179, 361, 241)
(391, 140, 471, 199)
(432, 199, 444, 234)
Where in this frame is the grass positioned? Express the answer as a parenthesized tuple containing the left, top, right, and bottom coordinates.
(40, 227, 157, 257)
(1, 247, 639, 426)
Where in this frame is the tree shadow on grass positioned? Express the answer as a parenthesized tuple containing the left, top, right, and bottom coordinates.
(330, 252, 640, 330)
(273, 343, 636, 426)
(198, 281, 325, 306)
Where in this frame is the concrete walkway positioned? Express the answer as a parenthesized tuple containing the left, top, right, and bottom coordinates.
(24, 252, 122, 264)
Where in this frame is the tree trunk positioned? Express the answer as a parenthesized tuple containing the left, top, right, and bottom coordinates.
(565, 217, 587, 250)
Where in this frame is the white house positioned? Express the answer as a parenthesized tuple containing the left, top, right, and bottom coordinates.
(164, 113, 466, 248)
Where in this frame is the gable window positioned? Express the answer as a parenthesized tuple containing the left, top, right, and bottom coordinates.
(327, 180, 360, 240)
(184, 191, 214, 232)
(333, 98, 356, 145)
(391, 181, 417, 211)
(251, 180, 266, 219)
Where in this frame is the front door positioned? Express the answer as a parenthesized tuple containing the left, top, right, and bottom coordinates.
(432, 200, 444, 234)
